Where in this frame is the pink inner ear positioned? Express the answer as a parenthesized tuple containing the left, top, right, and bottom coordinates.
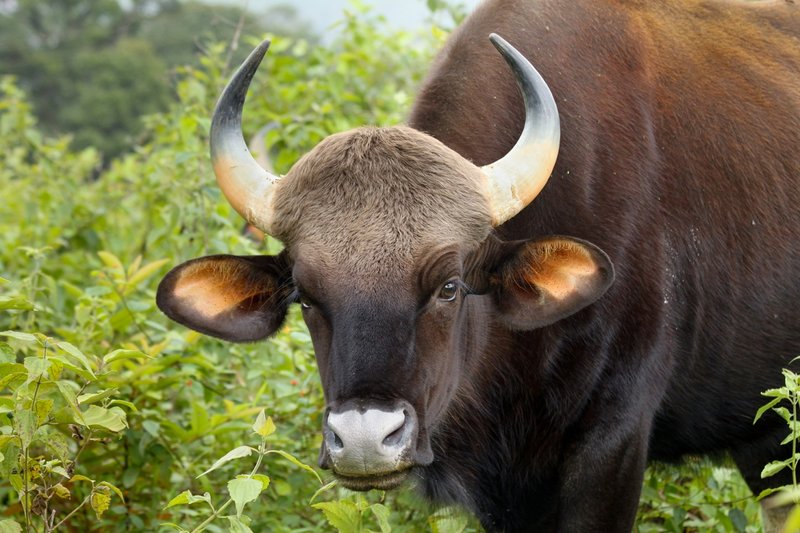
(518, 239, 600, 301)
(172, 260, 274, 319)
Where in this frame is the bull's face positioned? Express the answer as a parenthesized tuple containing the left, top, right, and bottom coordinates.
(156, 37, 614, 490)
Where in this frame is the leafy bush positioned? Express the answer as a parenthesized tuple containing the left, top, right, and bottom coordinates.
(0, 4, 772, 532)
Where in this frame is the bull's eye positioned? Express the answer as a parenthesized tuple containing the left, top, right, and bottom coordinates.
(438, 281, 459, 302)
(298, 296, 312, 310)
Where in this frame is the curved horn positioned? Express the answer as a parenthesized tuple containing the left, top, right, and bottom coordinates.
(481, 34, 560, 225)
(210, 39, 279, 233)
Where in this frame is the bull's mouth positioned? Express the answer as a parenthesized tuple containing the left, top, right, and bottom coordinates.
(334, 468, 411, 491)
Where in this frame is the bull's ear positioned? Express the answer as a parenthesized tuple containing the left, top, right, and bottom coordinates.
(156, 253, 293, 342)
(489, 236, 614, 330)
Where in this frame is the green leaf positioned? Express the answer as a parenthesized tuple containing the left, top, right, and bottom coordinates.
(0, 343, 14, 363)
(126, 258, 169, 287)
(225, 515, 254, 533)
(158, 523, 188, 532)
(783, 504, 800, 533)
(310, 480, 338, 504)
(52, 483, 71, 499)
(774, 406, 792, 423)
(48, 356, 95, 382)
(164, 490, 211, 510)
(163, 490, 190, 509)
(97, 481, 125, 503)
(728, 508, 747, 533)
(13, 410, 37, 449)
(197, 446, 256, 478)
(98, 251, 124, 272)
(108, 399, 138, 412)
(0, 519, 23, 533)
(762, 387, 789, 398)
(91, 490, 111, 518)
(754, 396, 782, 423)
(81, 405, 128, 432)
(252, 410, 276, 438)
(266, 449, 322, 484)
(0, 363, 28, 389)
(45, 431, 72, 465)
(55, 341, 95, 377)
(23, 356, 50, 384)
(761, 459, 791, 479)
(313, 500, 361, 532)
(0, 296, 34, 311)
(0, 331, 38, 344)
(142, 420, 160, 437)
(369, 503, 392, 533)
(251, 474, 270, 491)
(785, 369, 800, 391)
(56, 380, 85, 425)
(77, 388, 118, 405)
(34, 399, 53, 424)
(227, 477, 263, 518)
(190, 401, 210, 436)
(102, 349, 149, 364)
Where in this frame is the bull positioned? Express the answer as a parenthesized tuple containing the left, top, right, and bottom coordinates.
(156, 0, 800, 530)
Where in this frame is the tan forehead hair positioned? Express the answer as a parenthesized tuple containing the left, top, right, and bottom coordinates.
(271, 126, 492, 278)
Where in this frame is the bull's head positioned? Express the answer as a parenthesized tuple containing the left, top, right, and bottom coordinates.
(157, 35, 614, 490)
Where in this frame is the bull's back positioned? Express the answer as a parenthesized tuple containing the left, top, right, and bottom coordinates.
(409, 0, 800, 455)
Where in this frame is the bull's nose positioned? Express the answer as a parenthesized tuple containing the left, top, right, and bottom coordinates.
(323, 403, 416, 477)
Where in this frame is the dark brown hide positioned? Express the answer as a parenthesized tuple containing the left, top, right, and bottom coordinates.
(407, 0, 800, 530)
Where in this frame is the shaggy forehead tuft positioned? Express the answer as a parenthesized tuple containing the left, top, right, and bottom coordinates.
(270, 126, 492, 276)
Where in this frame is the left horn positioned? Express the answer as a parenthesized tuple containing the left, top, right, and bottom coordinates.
(481, 34, 561, 225)
(210, 39, 279, 233)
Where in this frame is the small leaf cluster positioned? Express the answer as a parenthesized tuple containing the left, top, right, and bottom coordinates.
(162, 410, 322, 533)
(754, 363, 800, 530)
(637, 459, 761, 532)
(0, 328, 132, 532)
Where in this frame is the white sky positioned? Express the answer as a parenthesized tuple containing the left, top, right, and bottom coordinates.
(240, 0, 482, 34)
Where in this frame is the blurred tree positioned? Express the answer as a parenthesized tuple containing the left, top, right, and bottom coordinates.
(0, 0, 312, 161)
(139, 2, 314, 70)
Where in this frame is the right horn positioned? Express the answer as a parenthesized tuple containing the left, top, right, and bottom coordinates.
(481, 33, 561, 226)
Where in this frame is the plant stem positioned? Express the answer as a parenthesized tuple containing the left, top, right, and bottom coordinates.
(23, 341, 50, 532)
(52, 495, 91, 530)
(188, 439, 268, 533)
(793, 392, 798, 498)
(189, 499, 233, 533)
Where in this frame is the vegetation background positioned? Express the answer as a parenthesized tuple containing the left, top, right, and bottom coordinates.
(0, 0, 777, 531)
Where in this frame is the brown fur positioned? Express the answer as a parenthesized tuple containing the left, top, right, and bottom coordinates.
(270, 126, 492, 286)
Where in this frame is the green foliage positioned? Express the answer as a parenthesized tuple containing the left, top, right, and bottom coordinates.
(637, 460, 762, 532)
(753, 364, 800, 531)
(161, 410, 321, 532)
(0, 330, 129, 532)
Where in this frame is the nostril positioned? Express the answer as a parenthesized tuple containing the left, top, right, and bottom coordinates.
(331, 431, 344, 451)
(382, 424, 405, 447)
(382, 411, 408, 447)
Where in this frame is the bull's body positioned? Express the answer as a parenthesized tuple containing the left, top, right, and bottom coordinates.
(158, 0, 800, 530)
(408, 0, 800, 528)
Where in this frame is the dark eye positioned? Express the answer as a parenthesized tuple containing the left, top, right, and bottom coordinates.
(298, 294, 312, 310)
(438, 281, 459, 302)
